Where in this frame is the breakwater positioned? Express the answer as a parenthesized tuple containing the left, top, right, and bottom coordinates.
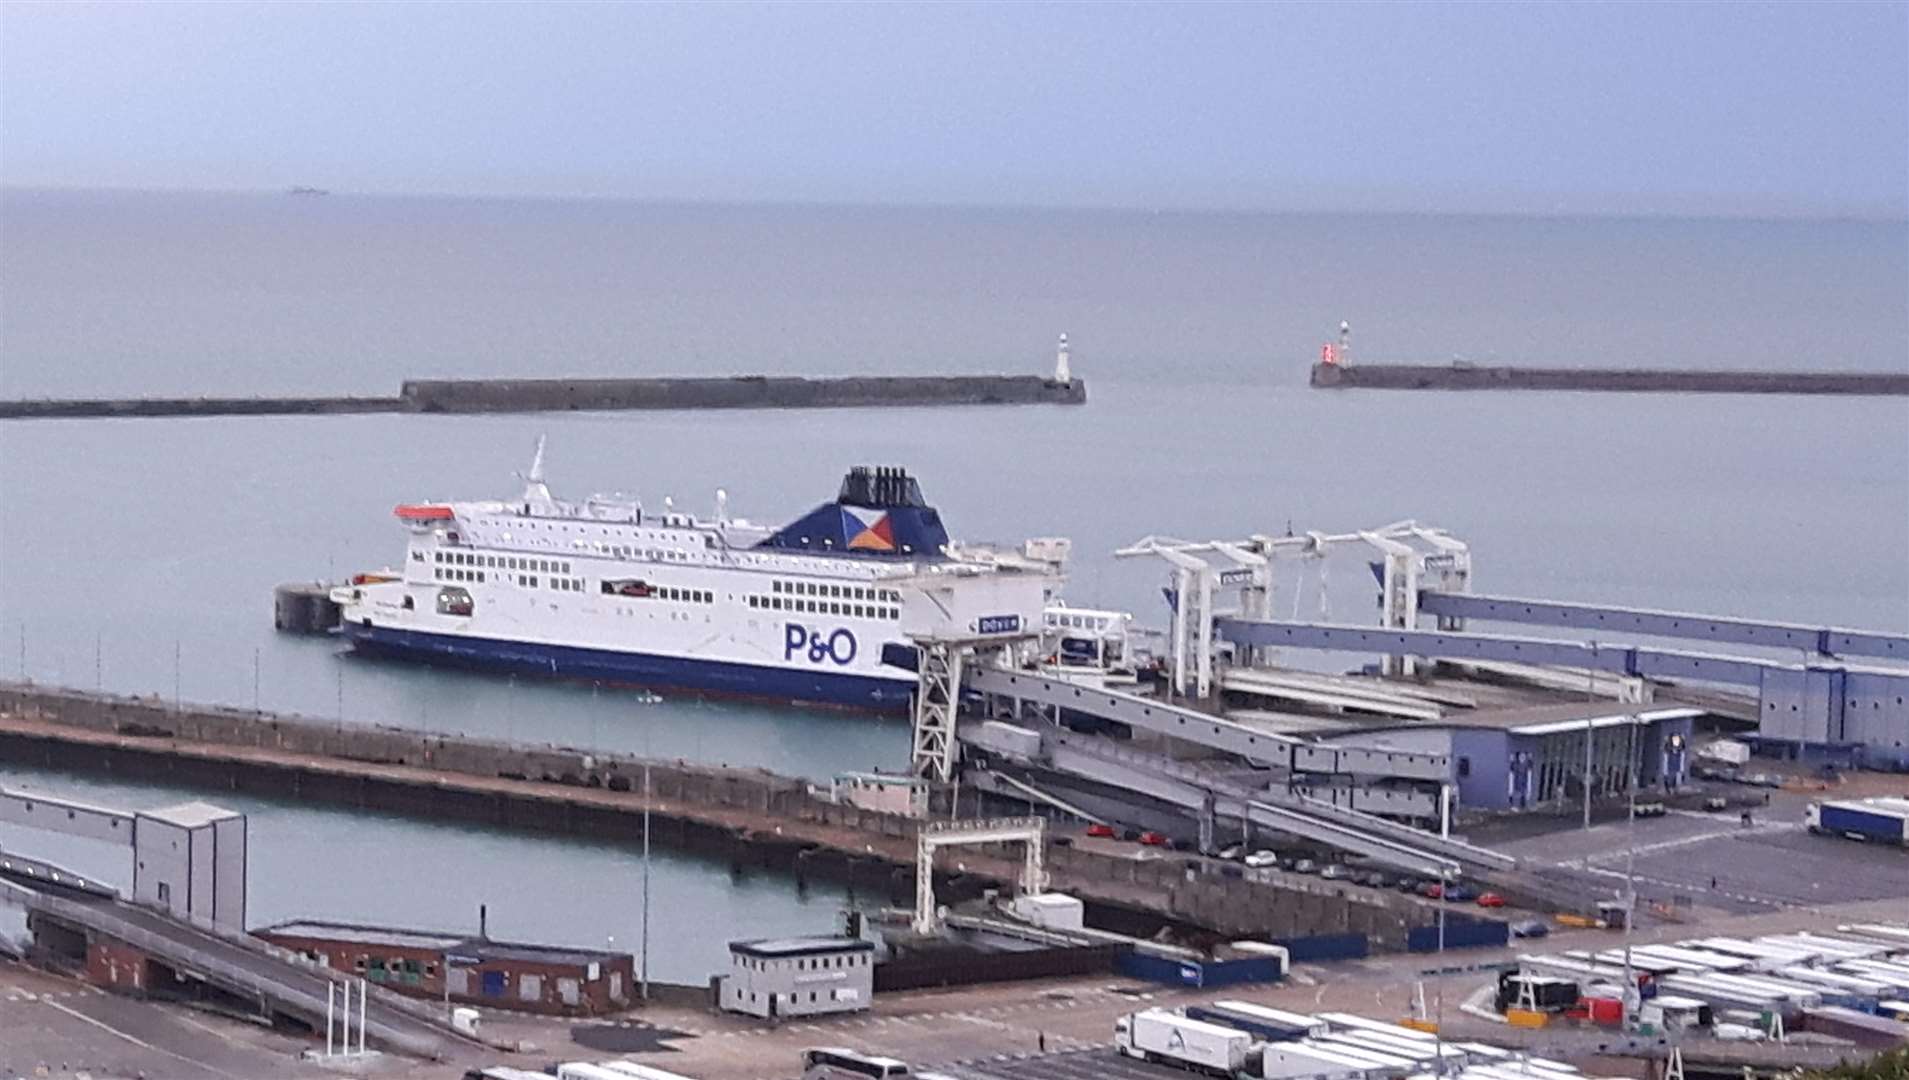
(1311, 362, 1909, 395)
(0, 681, 1438, 949)
(0, 373, 1084, 420)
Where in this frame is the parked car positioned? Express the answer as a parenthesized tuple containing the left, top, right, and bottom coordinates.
(1443, 884, 1476, 903)
(1218, 844, 1245, 861)
(1703, 796, 1729, 812)
(1138, 831, 1169, 847)
(1120, 828, 1143, 842)
(1243, 849, 1280, 868)
(1634, 802, 1668, 818)
(1395, 877, 1424, 894)
(1358, 871, 1392, 889)
(1320, 864, 1351, 880)
(1292, 858, 1320, 875)
(1051, 836, 1073, 848)
(1476, 892, 1506, 908)
(1421, 882, 1445, 900)
(1510, 918, 1550, 938)
(1086, 823, 1116, 839)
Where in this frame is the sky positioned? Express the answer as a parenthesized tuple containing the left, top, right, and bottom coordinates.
(1, 1, 1904, 219)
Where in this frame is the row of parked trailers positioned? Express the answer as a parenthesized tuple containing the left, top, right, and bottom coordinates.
(1118, 1002, 1620, 1080)
(1517, 922, 1909, 1043)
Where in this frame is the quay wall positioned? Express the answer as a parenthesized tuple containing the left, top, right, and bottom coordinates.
(1310, 362, 1909, 396)
(0, 682, 1435, 950)
(399, 374, 1086, 412)
(0, 374, 1085, 420)
(0, 396, 408, 419)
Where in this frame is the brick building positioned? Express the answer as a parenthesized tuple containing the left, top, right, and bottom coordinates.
(255, 919, 633, 1016)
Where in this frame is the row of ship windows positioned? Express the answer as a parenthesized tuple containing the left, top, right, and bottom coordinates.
(771, 580, 900, 604)
(434, 567, 583, 591)
(436, 550, 573, 575)
(601, 582, 714, 604)
(749, 595, 899, 620)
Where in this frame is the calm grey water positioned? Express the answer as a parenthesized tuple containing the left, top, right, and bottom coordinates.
(0, 189, 1904, 974)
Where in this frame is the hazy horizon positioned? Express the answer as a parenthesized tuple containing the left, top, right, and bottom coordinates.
(7, 183, 1906, 227)
(2, 2, 1903, 221)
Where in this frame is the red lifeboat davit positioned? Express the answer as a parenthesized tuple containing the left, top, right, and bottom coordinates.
(394, 504, 455, 522)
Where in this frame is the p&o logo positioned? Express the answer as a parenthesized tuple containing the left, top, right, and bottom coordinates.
(784, 623, 858, 666)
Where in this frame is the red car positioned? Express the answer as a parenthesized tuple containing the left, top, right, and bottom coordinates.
(1421, 882, 1444, 899)
(1476, 892, 1506, 908)
(1138, 831, 1170, 847)
(1085, 823, 1116, 839)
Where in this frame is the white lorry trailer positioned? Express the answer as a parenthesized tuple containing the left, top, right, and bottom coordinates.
(1114, 1008, 1253, 1076)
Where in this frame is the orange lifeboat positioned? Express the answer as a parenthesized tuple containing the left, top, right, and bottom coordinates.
(394, 504, 455, 522)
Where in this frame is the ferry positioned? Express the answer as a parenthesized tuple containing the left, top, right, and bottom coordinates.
(334, 444, 956, 710)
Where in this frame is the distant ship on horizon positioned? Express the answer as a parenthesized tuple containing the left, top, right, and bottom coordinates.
(287, 186, 329, 196)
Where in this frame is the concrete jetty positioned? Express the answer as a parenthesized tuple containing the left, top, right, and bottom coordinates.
(0, 372, 1085, 420)
(0, 680, 1437, 949)
(1311, 361, 1909, 395)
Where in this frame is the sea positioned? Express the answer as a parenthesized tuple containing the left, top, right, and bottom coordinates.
(0, 188, 1904, 980)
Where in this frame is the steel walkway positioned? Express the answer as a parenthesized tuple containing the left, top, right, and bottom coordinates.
(1419, 590, 1909, 662)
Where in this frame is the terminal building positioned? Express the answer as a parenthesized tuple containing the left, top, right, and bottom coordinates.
(719, 935, 875, 1020)
(256, 919, 634, 1016)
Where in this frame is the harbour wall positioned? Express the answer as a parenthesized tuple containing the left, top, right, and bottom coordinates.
(0, 374, 1084, 420)
(1310, 362, 1909, 395)
(0, 681, 1440, 950)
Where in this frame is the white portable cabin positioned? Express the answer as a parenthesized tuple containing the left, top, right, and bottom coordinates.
(1210, 1000, 1329, 1037)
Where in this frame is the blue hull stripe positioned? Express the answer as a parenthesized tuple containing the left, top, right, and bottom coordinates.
(343, 623, 913, 712)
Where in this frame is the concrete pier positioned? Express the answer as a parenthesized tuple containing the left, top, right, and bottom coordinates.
(0, 373, 1085, 420)
(0, 681, 1437, 950)
(1311, 361, 1909, 395)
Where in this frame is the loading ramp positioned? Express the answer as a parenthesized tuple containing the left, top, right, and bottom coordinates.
(3, 878, 475, 1059)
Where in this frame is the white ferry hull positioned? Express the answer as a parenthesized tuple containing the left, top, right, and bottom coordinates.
(342, 620, 913, 710)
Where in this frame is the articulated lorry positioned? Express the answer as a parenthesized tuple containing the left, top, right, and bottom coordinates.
(1114, 1008, 1253, 1076)
(1806, 799, 1909, 846)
